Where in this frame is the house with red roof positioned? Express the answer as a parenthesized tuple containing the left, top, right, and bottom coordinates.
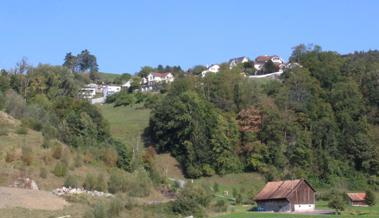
(347, 193, 368, 206)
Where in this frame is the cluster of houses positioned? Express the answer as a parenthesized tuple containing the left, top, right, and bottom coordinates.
(201, 55, 287, 78)
(79, 54, 297, 102)
(79, 72, 175, 101)
(254, 179, 370, 213)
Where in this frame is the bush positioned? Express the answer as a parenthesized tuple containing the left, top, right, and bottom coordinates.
(74, 153, 83, 168)
(64, 175, 80, 188)
(53, 162, 68, 177)
(108, 169, 127, 194)
(213, 182, 219, 193)
(5, 149, 17, 163)
(102, 147, 118, 167)
(126, 169, 152, 197)
(83, 173, 97, 191)
(52, 143, 63, 159)
(16, 126, 28, 135)
(172, 183, 213, 218)
(214, 199, 228, 212)
(40, 167, 48, 179)
(95, 174, 107, 192)
(108, 198, 123, 217)
(365, 190, 376, 206)
(21, 146, 33, 166)
(328, 193, 345, 215)
(93, 202, 107, 218)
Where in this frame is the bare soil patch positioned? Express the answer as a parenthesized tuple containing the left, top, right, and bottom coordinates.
(0, 187, 69, 210)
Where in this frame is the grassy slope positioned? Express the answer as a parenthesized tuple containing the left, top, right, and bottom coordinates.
(98, 104, 150, 147)
(0, 112, 110, 191)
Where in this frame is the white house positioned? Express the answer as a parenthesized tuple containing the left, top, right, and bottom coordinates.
(201, 64, 220, 77)
(254, 55, 285, 71)
(121, 79, 132, 91)
(103, 85, 121, 96)
(229, 56, 249, 69)
(79, 86, 97, 99)
(141, 72, 174, 92)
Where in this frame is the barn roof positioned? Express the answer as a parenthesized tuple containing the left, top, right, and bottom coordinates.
(347, 193, 366, 202)
(254, 179, 315, 201)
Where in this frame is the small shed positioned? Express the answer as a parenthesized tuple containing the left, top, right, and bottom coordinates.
(347, 193, 367, 206)
(254, 179, 316, 212)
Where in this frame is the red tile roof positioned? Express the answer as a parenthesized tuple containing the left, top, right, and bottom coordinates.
(255, 55, 272, 63)
(254, 179, 315, 201)
(347, 193, 366, 202)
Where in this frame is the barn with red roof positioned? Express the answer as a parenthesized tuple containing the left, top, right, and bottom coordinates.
(347, 193, 367, 206)
(254, 179, 316, 212)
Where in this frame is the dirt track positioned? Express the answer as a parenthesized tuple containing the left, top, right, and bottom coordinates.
(0, 187, 69, 210)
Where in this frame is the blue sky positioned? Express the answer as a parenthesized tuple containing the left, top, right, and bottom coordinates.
(1, 0, 378, 73)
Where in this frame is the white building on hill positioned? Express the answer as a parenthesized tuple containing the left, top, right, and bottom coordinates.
(201, 64, 220, 77)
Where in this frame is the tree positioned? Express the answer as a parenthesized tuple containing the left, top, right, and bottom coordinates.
(365, 190, 376, 206)
(150, 91, 241, 178)
(172, 184, 212, 218)
(63, 52, 77, 72)
(328, 194, 345, 215)
(138, 66, 154, 78)
(262, 60, 277, 74)
(190, 65, 207, 76)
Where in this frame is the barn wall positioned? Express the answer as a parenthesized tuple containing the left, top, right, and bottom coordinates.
(288, 180, 315, 205)
(257, 199, 291, 212)
(351, 201, 367, 206)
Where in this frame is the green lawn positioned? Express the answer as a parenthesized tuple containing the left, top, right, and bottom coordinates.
(98, 104, 150, 147)
(214, 200, 379, 218)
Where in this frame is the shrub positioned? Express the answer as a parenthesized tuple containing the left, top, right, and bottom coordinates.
(52, 143, 63, 159)
(365, 190, 376, 206)
(127, 169, 152, 197)
(108, 198, 123, 217)
(21, 146, 33, 166)
(40, 167, 48, 179)
(93, 202, 107, 218)
(214, 199, 228, 212)
(53, 162, 68, 177)
(5, 149, 17, 163)
(102, 147, 118, 167)
(16, 126, 28, 135)
(328, 194, 345, 215)
(64, 175, 80, 188)
(95, 174, 107, 192)
(172, 183, 213, 218)
(83, 173, 97, 191)
(74, 153, 83, 168)
(108, 169, 127, 194)
(213, 182, 219, 193)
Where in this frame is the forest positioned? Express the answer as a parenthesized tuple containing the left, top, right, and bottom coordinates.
(149, 45, 379, 187)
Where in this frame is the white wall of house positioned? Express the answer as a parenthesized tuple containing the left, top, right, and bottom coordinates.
(294, 204, 315, 212)
(103, 85, 121, 96)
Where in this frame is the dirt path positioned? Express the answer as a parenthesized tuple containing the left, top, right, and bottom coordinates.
(0, 187, 69, 210)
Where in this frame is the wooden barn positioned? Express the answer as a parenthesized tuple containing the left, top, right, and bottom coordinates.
(347, 193, 367, 206)
(254, 179, 316, 212)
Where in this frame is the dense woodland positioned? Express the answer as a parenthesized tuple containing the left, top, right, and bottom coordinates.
(149, 45, 379, 187)
(0, 45, 379, 189)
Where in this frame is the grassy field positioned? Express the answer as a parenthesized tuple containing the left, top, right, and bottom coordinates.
(213, 196, 379, 218)
(98, 104, 151, 147)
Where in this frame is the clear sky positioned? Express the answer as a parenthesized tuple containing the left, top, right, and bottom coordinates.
(1, 0, 378, 73)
